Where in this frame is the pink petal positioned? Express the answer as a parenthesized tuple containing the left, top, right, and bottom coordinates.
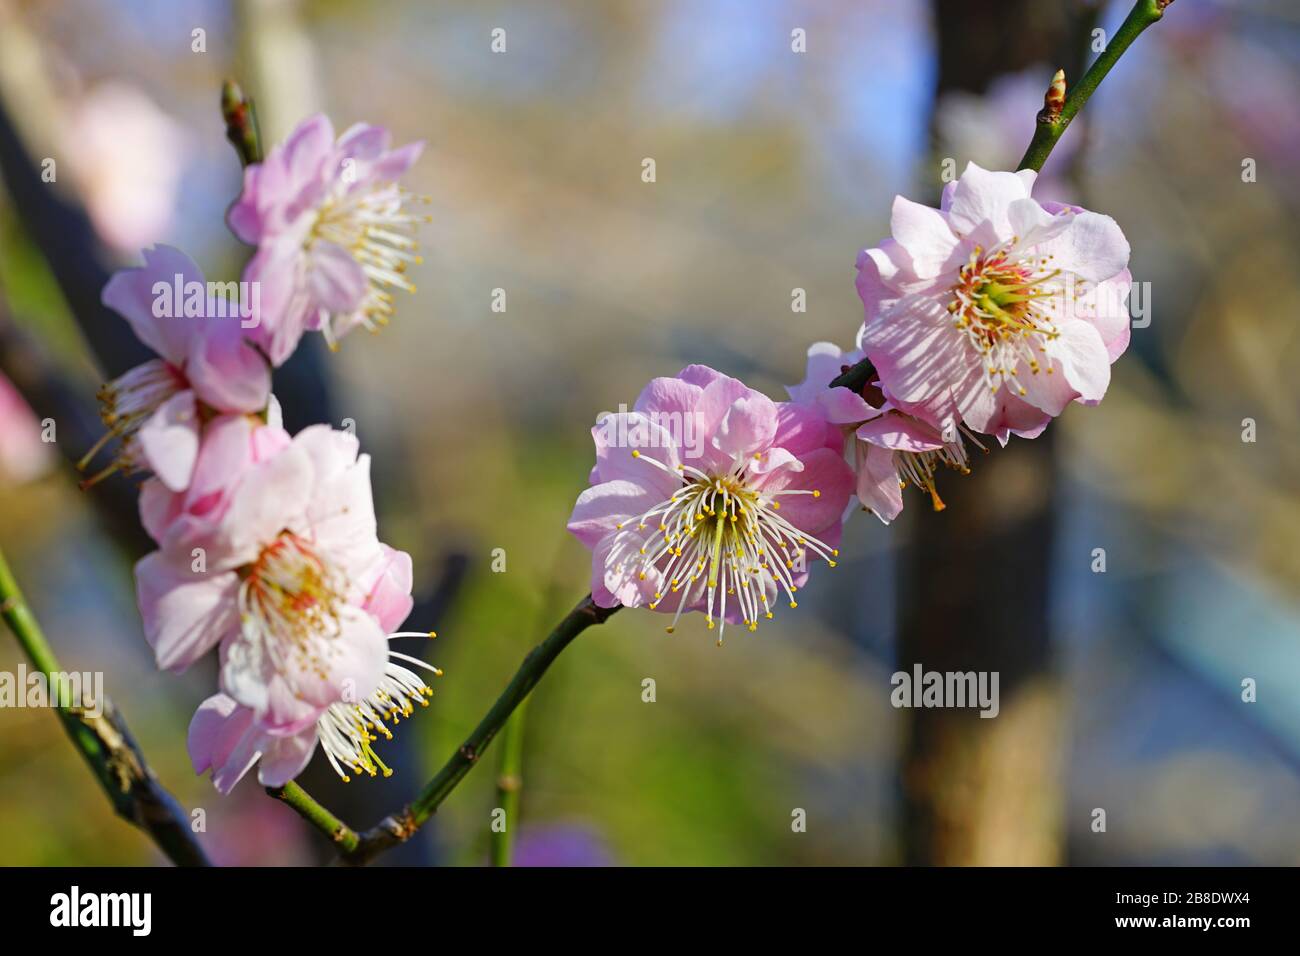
(1039, 211, 1130, 282)
(137, 390, 200, 492)
(855, 411, 945, 453)
(220, 603, 386, 729)
(283, 114, 335, 186)
(1007, 197, 1072, 246)
(186, 317, 271, 414)
(220, 442, 313, 564)
(257, 729, 319, 788)
(675, 365, 727, 389)
(188, 694, 264, 794)
(135, 554, 240, 672)
(370, 141, 424, 182)
(335, 123, 390, 162)
(592, 413, 681, 496)
(567, 479, 661, 549)
(1079, 268, 1133, 361)
(242, 242, 315, 367)
(945, 162, 1033, 240)
(139, 476, 181, 545)
(855, 442, 904, 524)
(889, 196, 961, 279)
(855, 241, 910, 320)
(786, 341, 857, 402)
(101, 245, 203, 365)
(307, 240, 369, 313)
(360, 545, 415, 633)
(303, 449, 380, 581)
(227, 163, 267, 244)
(695, 374, 756, 469)
(757, 447, 854, 537)
(862, 291, 965, 410)
(714, 393, 779, 461)
(772, 401, 842, 457)
(1055, 320, 1111, 403)
(633, 376, 705, 420)
(305, 603, 388, 707)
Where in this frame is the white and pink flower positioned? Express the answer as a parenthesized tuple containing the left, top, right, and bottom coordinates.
(856, 162, 1132, 444)
(135, 424, 403, 740)
(788, 341, 983, 524)
(187, 640, 438, 792)
(84, 246, 271, 491)
(228, 114, 427, 365)
(187, 556, 437, 791)
(568, 365, 853, 641)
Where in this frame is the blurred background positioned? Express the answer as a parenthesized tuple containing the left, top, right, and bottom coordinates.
(0, 0, 1297, 866)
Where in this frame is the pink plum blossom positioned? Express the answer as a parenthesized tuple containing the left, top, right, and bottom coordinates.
(788, 341, 983, 524)
(567, 365, 853, 642)
(135, 424, 401, 739)
(85, 246, 271, 491)
(856, 162, 1132, 445)
(228, 114, 427, 365)
(187, 544, 437, 790)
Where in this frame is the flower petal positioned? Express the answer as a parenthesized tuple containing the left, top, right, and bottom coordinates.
(137, 390, 200, 492)
(889, 196, 961, 279)
(307, 240, 369, 313)
(135, 554, 240, 672)
(945, 162, 1032, 240)
(1039, 210, 1130, 282)
(567, 479, 662, 549)
(855, 411, 945, 453)
(101, 245, 203, 364)
(257, 729, 319, 788)
(360, 545, 415, 633)
(187, 694, 263, 794)
(855, 441, 903, 525)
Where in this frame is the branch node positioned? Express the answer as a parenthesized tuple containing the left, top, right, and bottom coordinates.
(1038, 69, 1067, 125)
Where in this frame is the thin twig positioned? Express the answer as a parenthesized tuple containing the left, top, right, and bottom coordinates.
(0, 547, 210, 866)
(269, 782, 359, 854)
(491, 699, 527, 867)
(1017, 0, 1175, 173)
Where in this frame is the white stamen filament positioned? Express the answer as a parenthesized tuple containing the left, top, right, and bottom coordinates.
(308, 181, 431, 346)
(318, 631, 440, 782)
(238, 532, 347, 681)
(949, 237, 1079, 397)
(77, 359, 187, 486)
(892, 423, 987, 513)
(606, 450, 838, 645)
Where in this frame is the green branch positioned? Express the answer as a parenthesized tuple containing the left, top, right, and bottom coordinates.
(1018, 0, 1175, 173)
(272, 594, 619, 865)
(0, 548, 210, 866)
(491, 700, 528, 866)
(269, 782, 359, 854)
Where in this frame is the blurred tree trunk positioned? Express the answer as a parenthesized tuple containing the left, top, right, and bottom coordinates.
(897, 0, 1094, 866)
